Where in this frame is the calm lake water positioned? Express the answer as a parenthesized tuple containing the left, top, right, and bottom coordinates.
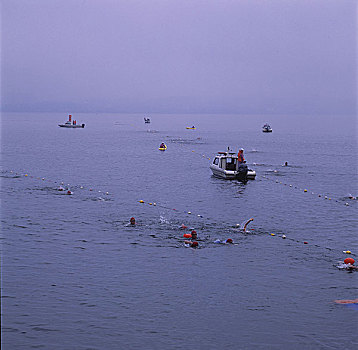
(1, 112, 357, 349)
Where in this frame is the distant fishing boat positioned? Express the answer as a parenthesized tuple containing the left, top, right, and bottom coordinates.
(59, 115, 85, 128)
(262, 123, 272, 133)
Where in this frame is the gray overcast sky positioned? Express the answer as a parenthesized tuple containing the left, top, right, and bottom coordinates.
(1, 0, 357, 114)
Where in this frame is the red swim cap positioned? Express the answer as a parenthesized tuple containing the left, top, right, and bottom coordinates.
(191, 230, 197, 234)
(191, 241, 198, 247)
(226, 238, 233, 244)
(344, 258, 355, 265)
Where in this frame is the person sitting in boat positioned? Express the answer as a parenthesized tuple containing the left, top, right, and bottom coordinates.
(238, 148, 245, 164)
(160, 142, 166, 149)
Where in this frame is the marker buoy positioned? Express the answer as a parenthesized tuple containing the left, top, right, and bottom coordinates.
(344, 258, 355, 265)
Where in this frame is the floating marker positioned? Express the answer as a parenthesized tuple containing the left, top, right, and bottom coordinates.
(139, 200, 144, 203)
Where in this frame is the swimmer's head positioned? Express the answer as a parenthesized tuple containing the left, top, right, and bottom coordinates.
(191, 230, 197, 238)
(226, 238, 233, 244)
(191, 241, 198, 248)
(130, 217, 136, 225)
(344, 258, 355, 265)
(239, 148, 244, 152)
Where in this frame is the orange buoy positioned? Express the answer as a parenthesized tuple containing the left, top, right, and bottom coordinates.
(344, 258, 355, 265)
(183, 233, 192, 238)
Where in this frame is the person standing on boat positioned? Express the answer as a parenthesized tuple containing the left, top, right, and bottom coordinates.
(238, 148, 245, 164)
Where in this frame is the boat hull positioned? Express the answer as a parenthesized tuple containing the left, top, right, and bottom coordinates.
(58, 124, 85, 128)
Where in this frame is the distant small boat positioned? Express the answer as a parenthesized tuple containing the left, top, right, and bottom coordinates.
(262, 123, 272, 133)
(59, 115, 85, 128)
(144, 117, 151, 124)
(186, 126, 196, 130)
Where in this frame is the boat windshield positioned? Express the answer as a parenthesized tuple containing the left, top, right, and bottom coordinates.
(226, 157, 237, 170)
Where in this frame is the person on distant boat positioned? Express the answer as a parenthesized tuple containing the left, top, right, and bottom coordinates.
(130, 217, 136, 225)
(238, 148, 245, 164)
(160, 142, 166, 149)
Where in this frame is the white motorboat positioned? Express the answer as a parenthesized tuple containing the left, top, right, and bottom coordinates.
(262, 123, 272, 132)
(210, 150, 256, 181)
(59, 115, 85, 128)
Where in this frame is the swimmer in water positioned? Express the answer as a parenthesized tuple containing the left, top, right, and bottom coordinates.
(184, 241, 199, 248)
(243, 218, 254, 232)
(184, 230, 198, 245)
(337, 258, 358, 271)
(214, 238, 233, 244)
(130, 217, 136, 225)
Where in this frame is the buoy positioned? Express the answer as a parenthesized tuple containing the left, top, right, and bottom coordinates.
(343, 250, 352, 254)
(344, 258, 355, 265)
(183, 233, 192, 238)
(304, 241, 308, 244)
(282, 235, 286, 239)
(304, 189, 307, 192)
(270, 233, 275, 236)
(139, 200, 144, 203)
